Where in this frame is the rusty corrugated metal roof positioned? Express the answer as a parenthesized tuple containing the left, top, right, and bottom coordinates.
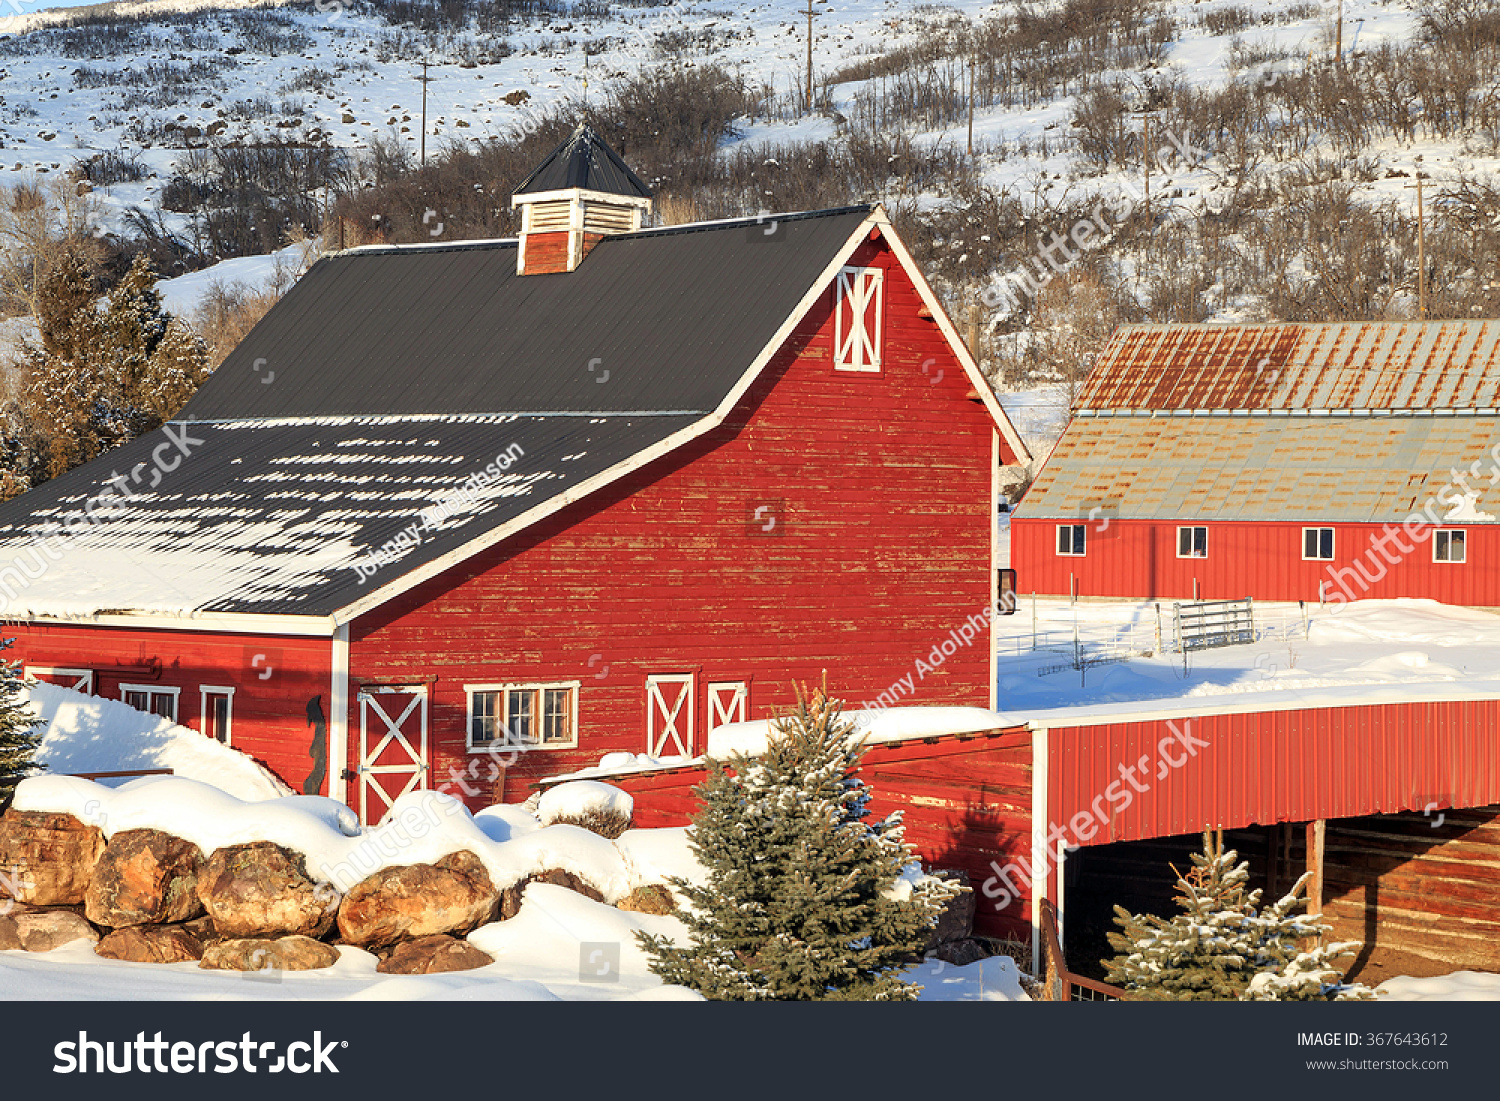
(1082, 321, 1500, 411)
(1019, 414, 1500, 521)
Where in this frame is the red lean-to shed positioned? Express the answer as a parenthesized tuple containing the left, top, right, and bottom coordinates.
(0, 125, 1029, 822)
(1013, 321, 1500, 605)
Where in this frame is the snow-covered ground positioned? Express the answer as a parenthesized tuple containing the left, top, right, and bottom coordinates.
(0, 772, 1028, 1000)
(1378, 971, 1500, 1002)
(25, 680, 289, 799)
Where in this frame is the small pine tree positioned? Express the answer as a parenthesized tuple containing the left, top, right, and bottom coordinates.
(637, 681, 954, 1000)
(1105, 831, 1373, 1001)
(0, 639, 43, 809)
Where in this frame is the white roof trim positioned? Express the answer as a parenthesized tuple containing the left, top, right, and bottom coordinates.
(9, 611, 335, 637)
(512, 187, 653, 210)
(870, 208, 1032, 466)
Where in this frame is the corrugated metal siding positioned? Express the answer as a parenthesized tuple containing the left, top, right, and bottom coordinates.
(1009, 517, 1500, 604)
(1084, 321, 1500, 411)
(1019, 414, 1500, 522)
(1048, 700, 1500, 846)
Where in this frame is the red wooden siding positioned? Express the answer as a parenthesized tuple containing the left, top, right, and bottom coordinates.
(348, 234, 1003, 803)
(4, 622, 331, 794)
(1046, 699, 1500, 849)
(519, 230, 569, 274)
(1011, 517, 1500, 605)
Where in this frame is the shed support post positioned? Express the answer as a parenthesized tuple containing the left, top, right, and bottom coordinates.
(1306, 818, 1326, 918)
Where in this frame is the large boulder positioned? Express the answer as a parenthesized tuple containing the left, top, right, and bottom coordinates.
(196, 842, 338, 939)
(85, 829, 204, 928)
(376, 934, 492, 975)
(0, 811, 105, 906)
(95, 924, 203, 964)
(200, 936, 340, 973)
(11, 909, 98, 952)
(614, 884, 675, 916)
(337, 851, 498, 949)
(498, 867, 605, 920)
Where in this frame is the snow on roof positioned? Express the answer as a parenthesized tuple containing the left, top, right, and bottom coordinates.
(0, 413, 694, 618)
(27, 681, 289, 801)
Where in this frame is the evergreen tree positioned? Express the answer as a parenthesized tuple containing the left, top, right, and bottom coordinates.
(0, 639, 43, 809)
(11, 253, 211, 488)
(637, 682, 954, 1000)
(1104, 831, 1372, 1001)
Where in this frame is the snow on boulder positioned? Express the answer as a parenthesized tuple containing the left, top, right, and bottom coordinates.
(537, 781, 634, 834)
(25, 682, 290, 801)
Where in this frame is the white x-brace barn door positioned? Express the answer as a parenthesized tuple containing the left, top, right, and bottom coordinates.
(358, 685, 429, 825)
(646, 674, 695, 757)
(26, 667, 94, 694)
(706, 681, 748, 733)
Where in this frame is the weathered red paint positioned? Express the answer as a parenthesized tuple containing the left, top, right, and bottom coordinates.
(5, 622, 331, 794)
(349, 235, 1006, 808)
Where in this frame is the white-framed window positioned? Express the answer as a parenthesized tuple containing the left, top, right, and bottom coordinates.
(1302, 527, 1334, 561)
(1434, 529, 1467, 563)
(833, 266, 883, 372)
(200, 686, 234, 744)
(1056, 523, 1086, 556)
(465, 681, 579, 751)
(121, 684, 179, 722)
(1177, 526, 1208, 558)
(25, 667, 93, 694)
(707, 681, 748, 733)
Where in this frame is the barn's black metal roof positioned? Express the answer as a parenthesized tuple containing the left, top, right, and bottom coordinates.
(181, 207, 872, 422)
(513, 123, 653, 198)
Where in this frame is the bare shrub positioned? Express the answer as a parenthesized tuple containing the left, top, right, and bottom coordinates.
(546, 808, 631, 839)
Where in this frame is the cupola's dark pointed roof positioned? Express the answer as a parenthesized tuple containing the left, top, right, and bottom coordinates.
(513, 122, 652, 199)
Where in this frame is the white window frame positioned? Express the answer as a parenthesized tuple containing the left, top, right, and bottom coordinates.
(199, 685, 235, 745)
(1302, 527, 1335, 561)
(1176, 525, 1208, 559)
(1433, 528, 1467, 563)
(833, 266, 884, 373)
(707, 681, 749, 734)
(1056, 523, 1086, 557)
(120, 683, 180, 723)
(646, 673, 696, 757)
(24, 666, 93, 693)
(464, 681, 580, 752)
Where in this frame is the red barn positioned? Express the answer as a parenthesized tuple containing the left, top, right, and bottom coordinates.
(1012, 321, 1500, 605)
(0, 125, 1029, 821)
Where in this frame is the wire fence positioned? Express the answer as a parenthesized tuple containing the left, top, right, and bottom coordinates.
(1001, 598, 1314, 674)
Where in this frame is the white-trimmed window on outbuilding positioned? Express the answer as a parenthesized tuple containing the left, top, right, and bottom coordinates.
(1177, 526, 1208, 558)
(1056, 523, 1086, 556)
(833, 266, 883, 372)
(1302, 527, 1334, 561)
(121, 684, 179, 722)
(200, 686, 234, 744)
(1434, 529, 1467, 563)
(466, 682, 579, 751)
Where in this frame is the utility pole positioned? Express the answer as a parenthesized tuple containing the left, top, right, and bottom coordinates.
(419, 60, 432, 166)
(1407, 171, 1427, 317)
(802, 0, 819, 116)
(1335, 0, 1343, 67)
(1142, 111, 1152, 224)
(967, 48, 976, 157)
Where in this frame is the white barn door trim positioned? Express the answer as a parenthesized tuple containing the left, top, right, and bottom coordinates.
(26, 666, 94, 693)
(706, 681, 748, 733)
(646, 674, 695, 757)
(358, 684, 429, 824)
